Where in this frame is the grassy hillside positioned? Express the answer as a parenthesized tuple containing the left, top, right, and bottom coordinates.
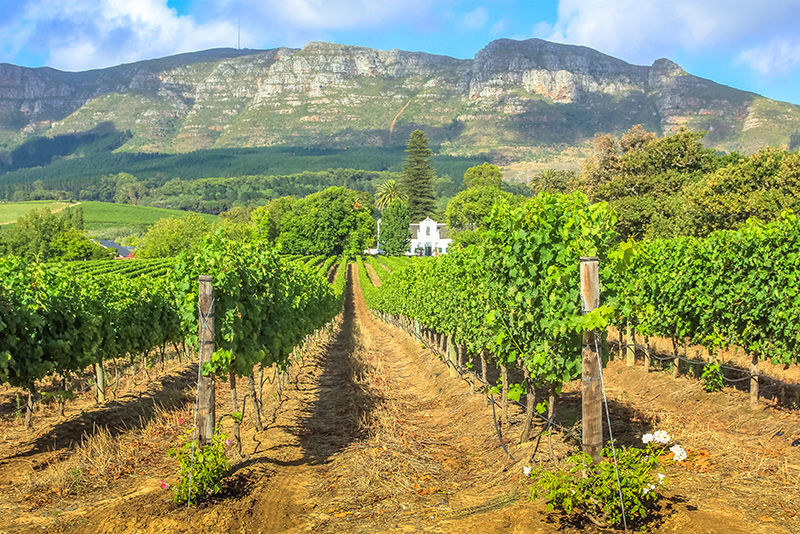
(80, 201, 217, 231)
(0, 200, 77, 224)
(0, 200, 217, 232)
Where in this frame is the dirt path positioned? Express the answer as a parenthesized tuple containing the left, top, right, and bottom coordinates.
(2, 265, 798, 533)
(363, 261, 382, 286)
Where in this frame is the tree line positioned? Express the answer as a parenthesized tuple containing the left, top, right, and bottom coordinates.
(5, 126, 797, 261)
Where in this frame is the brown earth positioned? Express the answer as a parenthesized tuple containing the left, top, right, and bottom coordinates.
(608, 327, 800, 390)
(0, 265, 798, 533)
(363, 262, 382, 287)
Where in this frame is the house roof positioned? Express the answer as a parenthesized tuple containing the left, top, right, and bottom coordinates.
(94, 240, 135, 257)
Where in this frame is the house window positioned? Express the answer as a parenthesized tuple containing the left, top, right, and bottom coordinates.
(426, 226, 431, 236)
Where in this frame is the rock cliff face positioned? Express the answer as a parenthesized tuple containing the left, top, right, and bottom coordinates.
(0, 39, 797, 154)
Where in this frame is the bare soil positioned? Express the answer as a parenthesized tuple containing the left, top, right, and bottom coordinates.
(0, 265, 798, 533)
(363, 262, 382, 287)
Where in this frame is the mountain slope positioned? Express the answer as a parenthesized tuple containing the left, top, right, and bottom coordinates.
(1, 39, 798, 156)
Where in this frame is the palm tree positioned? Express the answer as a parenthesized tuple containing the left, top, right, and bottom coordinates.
(375, 179, 408, 210)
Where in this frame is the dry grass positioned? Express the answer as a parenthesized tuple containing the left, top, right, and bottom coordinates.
(21, 403, 191, 500)
(311, 296, 517, 523)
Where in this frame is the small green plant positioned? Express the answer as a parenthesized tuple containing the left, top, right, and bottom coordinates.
(69, 467, 83, 497)
(701, 361, 724, 392)
(527, 431, 685, 528)
(168, 425, 231, 504)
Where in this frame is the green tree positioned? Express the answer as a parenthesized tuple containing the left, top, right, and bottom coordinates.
(463, 162, 502, 188)
(591, 127, 719, 238)
(576, 132, 620, 198)
(216, 207, 258, 243)
(401, 130, 436, 222)
(446, 186, 513, 232)
(111, 173, 146, 205)
(0, 206, 109, 261)
(618, 124, 657, 154)
(375, 179, 408, 210)
(445, 186, 520, 247)
(688, 147, 800, 234)
(278, 187, 375, 256)
(136, 214, 212, 258)
(379, 200, 411, 255)
(789, 130, 800, 152)
(51, 228, 115, 260)
(530, 169, 574, 195)
(251, 196, 297, 242)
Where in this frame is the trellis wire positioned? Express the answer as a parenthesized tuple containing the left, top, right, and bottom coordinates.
(617, 340, 800, 386)
(188, 295, 214, 516)
(596, 335, 628, 531)
(378, 311, 633, 529)
(377, 312, 574, 448)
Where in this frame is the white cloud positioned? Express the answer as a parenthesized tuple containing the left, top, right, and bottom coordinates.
(0, 0, 442, 70)
(542, 0, 800, 70)
(6, 0, 240, 71)
(738, 37, 800, 76)
(462, 7, 489, 30)
(490, 19, 507, 36)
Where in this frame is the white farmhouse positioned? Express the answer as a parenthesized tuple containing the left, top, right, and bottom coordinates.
(408, 217, 452, 256)
(372, 216, 453, 256)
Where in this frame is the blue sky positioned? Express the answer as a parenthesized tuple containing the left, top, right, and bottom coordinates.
(1, 0, 799, 105)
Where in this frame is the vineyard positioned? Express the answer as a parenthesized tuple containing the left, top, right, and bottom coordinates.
(366, 195, 800, 413)
(0, 236, 344, 433)
(65, 258, 177, 278)
(0, 196, 798, 532)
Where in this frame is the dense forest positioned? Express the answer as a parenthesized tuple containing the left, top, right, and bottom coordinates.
(0, 129, 490, 213)
(2, 125, 799, 258)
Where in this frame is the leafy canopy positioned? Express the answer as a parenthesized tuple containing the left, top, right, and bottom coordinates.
(463, 163, 502, 189)
(277, 186, 375, 256)
(0, 206, 112, 261)
(135, 213, 212, 258)
(379, 199, 411, 256)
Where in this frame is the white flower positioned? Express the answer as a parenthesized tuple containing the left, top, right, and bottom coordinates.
(657, 473, 666, 484)
(523, 466, 532, 477)
(653, 430, 671, 444)
(670, 445, 687, 462)
(643, 483, 656, 495)
(642, 433, 654, 444)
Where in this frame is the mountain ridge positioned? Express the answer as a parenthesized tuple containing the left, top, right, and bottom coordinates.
(1, 38, 798, 158)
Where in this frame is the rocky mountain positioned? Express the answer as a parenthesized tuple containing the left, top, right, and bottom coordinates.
(1, 38, 798, 157)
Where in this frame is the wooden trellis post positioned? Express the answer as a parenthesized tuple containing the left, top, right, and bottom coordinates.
(580, 257, 603, 463)
(626, 321, 635, 367)
(197, 275, 216, 444)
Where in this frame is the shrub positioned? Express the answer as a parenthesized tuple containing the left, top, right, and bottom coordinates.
(168, 425, 231, 504)
(526, 431, 685, 528)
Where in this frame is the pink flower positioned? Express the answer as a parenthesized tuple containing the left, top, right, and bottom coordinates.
(225, 438, 231, 446)
(160, 480, 169, 490)
(178, 418, 184, 425)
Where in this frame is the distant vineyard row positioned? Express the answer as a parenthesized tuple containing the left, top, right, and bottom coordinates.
(56, 253, 342, 279)
(361, 193, 800, 413)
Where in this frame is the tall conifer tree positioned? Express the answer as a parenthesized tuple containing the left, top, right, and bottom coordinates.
(401, 130, 436, 222)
